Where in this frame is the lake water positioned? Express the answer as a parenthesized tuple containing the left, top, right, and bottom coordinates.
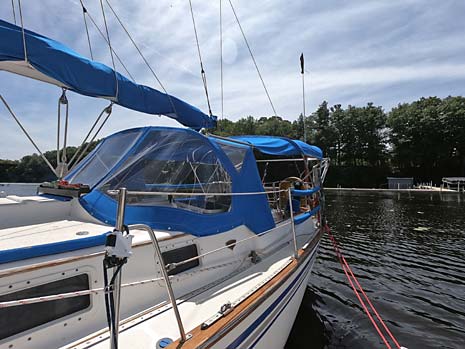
(286, 191, 465, 349)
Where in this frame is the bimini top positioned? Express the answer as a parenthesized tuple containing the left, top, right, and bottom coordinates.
(0, 20, 216, 130)
(231, 135, 323, 159)
(67, 127, 274, 237)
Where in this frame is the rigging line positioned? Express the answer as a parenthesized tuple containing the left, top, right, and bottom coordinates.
(11, 0, 17, 25)
(99, 0, 119, 100)
(71, 103, 113, 169)
(61, 91, 69, 164)
(56, 89, 69, 170)
(17, 0, 27, 63)
(0, 94, 57, 177)
(104, 0, 179, 118)
(0, 260, 243, 308)
(68, 106, 108, 168)
(227, 0, 277, 117)
(56, 93, 61, 167)
(188, 0, 213, 116)
(219, 0, 224, 121)
(78, 1, 135, 82)
(81, 5, 94, 60)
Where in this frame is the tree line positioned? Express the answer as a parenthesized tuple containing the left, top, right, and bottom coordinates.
(1, 96, 464, 187)
(219, 96, 465, 187)
(0, 143, 98, 183)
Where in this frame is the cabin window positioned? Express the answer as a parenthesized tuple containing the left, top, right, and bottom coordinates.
(162, 244, 199, 275)
(66, 129, 142, 188)
(0, 274, 91, 340)
(100, 130, 232, 214)
(216, 142, 248, 172)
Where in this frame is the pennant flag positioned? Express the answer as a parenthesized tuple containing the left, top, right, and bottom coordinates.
(300, 53, 304, 74)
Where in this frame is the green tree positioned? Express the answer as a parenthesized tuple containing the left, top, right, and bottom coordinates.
(233, 116, 256, 135)
(1, 142, 99, 183)
(313, 101, 338, 160)
(355, 103, 387, 166)
(387, 97, 444, 178)
(255, 116, 293, 136)
(215, 119, 235, 136)
(330, 104, 344, 166)
(440, 96, 465, 175)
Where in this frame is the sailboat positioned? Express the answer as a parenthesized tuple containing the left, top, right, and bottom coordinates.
(0, 4, 329, 348)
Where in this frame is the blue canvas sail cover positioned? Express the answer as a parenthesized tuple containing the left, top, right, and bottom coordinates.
(231, 135, 323, 159)
(0, 19, 216, 130)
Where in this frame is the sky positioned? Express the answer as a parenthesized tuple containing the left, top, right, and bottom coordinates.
(1, 0, 465, 159)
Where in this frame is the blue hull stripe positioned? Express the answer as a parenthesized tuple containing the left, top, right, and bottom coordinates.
(247, 255, 313, 348)
(226, 245, 317, 348)
(0, 232, 108, 264)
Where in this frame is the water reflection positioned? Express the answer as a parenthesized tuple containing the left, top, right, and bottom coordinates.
(286, 191, 465, 349)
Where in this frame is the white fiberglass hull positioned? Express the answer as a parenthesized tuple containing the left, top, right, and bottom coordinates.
(1, 200, 321, 349)
(207, 243, 318, 349)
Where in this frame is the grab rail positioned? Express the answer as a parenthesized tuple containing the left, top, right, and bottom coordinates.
(107, 188, 287, 197)
(288, 188, 298, 258)
(111, 190, 191, 344)
(128, 223, 188, 343)
(110, 188, 127, 349)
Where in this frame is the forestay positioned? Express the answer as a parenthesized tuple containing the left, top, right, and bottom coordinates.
(0, 19, 216, 130)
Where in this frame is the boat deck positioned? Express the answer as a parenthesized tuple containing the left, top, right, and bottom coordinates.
(63, 239, 302, 349)
(0, 220, 110, 251)
(0, 218, 180, 268)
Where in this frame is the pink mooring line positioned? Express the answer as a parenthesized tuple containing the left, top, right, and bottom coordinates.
(325, 224, 402, 349)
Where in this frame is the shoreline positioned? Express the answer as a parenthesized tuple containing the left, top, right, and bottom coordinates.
(325, 187, 462, 194)
(1, 183, 463, 195)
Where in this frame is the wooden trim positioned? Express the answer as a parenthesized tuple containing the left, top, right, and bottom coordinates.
(170, 229, 322, 349)
(0, 233, 188, 278)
